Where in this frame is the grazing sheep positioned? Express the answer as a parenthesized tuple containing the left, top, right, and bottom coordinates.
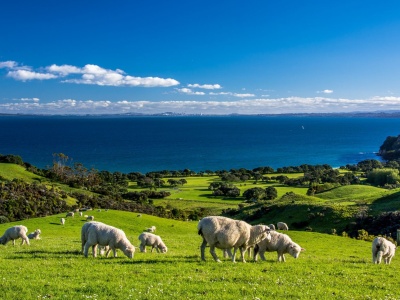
(277, 222, 289, 230)
(268, 224, 276, 230)
(28, 229, 42, 240)
(86, 216, 95, 221)
(372, 237, 396, 264)
(0, 225, 30, 246)
(66, 212, 74, 218)
(60, 218, 66, 226)
(138, 232, 168, 253)
(197, 216, 271, 263)
(81, 221, 135, 258)
(145, 226, 156, 233)
(254, 231, 304, 262)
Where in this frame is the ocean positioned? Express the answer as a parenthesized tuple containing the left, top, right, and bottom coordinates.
(1, 115, 399, 173)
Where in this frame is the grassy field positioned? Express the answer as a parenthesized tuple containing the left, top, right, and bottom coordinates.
(0, 210, 398, 299)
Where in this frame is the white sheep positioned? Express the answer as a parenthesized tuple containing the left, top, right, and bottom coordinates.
(81, 221, 135, 258)
(138, 232, 168, 253)
(372, 237, 396, 264)
(277, 222, 289, 230)
(254, 230, 304, 262)
(0, 225, 30, 246)
(197, 216, 271, 263)
(66, 212, 74, 218)
(145, 226, 156, 233)
(27, 229, 41, 240)
(79, 212, 83, 217)
(268, 224, 276, 230)
(60, 218, 66, 225)
(86, 216, 95, 221)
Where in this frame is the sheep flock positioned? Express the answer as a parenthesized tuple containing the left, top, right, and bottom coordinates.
(0, 213, 397, 266)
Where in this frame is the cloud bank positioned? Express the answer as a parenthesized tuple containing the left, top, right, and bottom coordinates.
(1, 96, 399, 115)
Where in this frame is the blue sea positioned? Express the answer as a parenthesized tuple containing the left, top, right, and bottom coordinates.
(1, 115, 399, 173)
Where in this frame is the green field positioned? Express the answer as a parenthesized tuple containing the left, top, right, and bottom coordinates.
(0, 210, 398, 299)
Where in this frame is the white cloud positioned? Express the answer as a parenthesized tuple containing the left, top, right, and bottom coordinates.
(16, 97, 40, 102)
(209, 92, 255, 98)
(2, 61, 180, 87)
(47, 64, 82, 75)
(2, 96, 400, 115)
(7, 70, 58, 81)
(187, 83, 222, 90)
(317, 89, 334, 94)
(0, 61, 18, 69)
(176, 88, 205, 95)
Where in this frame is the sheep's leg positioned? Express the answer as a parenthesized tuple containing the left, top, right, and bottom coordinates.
(200, 239, 207, 261)
(155, 246, 160, 253)
(113, 248, 117, 257)
(83, 243, 90, 257)
(105, 248, 112, 257)
(12, 239, 16, 246)
(282, 254, 286, 262)
(92, 245, 98, 257)
(239, 247, 246, 263)
(210, 245, 221, 262)
(259, 250, 267, 261)
(231, 247, 239, 263)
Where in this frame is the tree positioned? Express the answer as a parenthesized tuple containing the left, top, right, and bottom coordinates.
(367, 168, 400, 186)
(265, 186, 278, 200)
(243, 187, 265, 202)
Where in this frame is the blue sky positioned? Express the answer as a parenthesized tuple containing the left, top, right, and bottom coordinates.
(1, 0, 400, 115)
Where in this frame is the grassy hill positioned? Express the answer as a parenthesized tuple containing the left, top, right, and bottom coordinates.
(0, 210, 398, 299)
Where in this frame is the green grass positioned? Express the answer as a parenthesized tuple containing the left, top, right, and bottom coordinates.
(0, 210, 398, 299)
(0, 163, 42, 182)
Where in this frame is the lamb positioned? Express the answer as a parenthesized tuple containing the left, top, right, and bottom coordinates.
(197, 216, 271, 263)
(268, 224, 276, 230)
(138, 232, 168, 253)
(66, 212, 74, 218)
(0, 225, 30, 246)
(145, 226, 156, 233)
(372, 237, 396, 264)
(277, 222, 289, 230)
(86, 216, 95, 221)
(254, 230, 304, 262)
(60, 218, 65, 225)
(81, 221, 135, 258)
(27, 229, 42, 240)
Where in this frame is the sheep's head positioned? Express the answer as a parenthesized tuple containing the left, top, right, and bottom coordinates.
(124, 246, 135, 258)
(288, 243, 305, 258)
(160, 245, 168, 253)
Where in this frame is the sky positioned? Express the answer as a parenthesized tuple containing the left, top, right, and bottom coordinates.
(1, 0, 400, 115)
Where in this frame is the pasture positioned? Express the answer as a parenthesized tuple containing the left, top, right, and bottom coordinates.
(0, 210, 398, 299)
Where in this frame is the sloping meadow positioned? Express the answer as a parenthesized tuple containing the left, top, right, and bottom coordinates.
(0, 210, 397, 299)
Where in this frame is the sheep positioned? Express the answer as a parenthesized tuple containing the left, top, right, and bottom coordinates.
(0, 225, 30, 246)
(79, 212, 83, 217)
(145, 226, 156, 233)
(86, 216, 95, 221)
(81, 221, 135, 258)
(66, 212, 74, 218)
(197, 216, 271, 263)
(138, 232, 168, 253)
(27, 229, 41, 240)
(60, 218, 66, 226)
(268, 224, 276, 230)
(254, 230, 304, 262)
(372, 237, 396, 264)
(277, 222, 289, 230)
(98, 245, 110, 256)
